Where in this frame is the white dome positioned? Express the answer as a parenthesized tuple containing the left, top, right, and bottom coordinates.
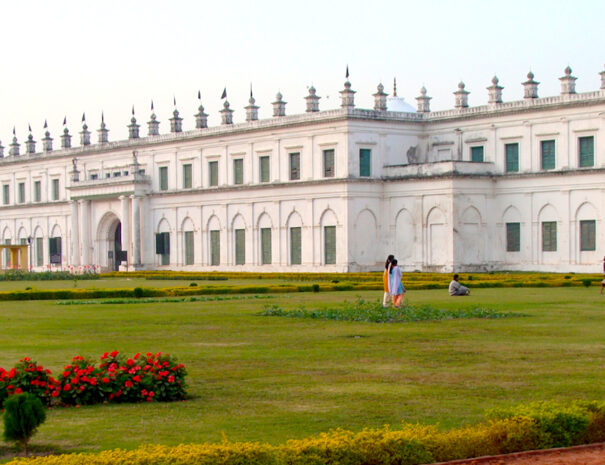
(387, 96, 416, 113)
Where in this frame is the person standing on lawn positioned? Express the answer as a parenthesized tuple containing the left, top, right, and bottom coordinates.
(388, 258, 405, 308)
(382, 254, 395, 307)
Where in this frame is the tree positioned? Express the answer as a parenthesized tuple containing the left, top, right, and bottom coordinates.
(3, 392, 47, 456)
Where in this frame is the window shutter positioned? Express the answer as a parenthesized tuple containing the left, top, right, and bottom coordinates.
(155, 233, 164, 254)
(505, 144, 519, 172)
(323, 149, 334, 177)
(234, 159, 243, 185)
(36, 237, 43, 266)
(542, 222, 557, 251)
(359, 149, 371, 176)
(260, 157, 270, 183)
(471, 146, 484, 162)
(540, 140, 555, 170)
(290, 227, 301, 265)
(210, 230, 220, 265)
(506, 222, 520, 252)
(290, 153, 300, 180)
(261, 228, 272, 264)
(580, 220, 596, 251)
(579, 137, 594, 168)
(183, 164, 192, 188)
(184, 231, 194, 265)
(209, 161, 218, 186)
(235, 229, 245, 265)
(324, 226, 336, 264)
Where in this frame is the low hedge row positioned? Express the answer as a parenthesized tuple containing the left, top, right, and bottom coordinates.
(0, 270, 99, 281)
(0, 352, 187, 407)
(5, 401, 605, 465)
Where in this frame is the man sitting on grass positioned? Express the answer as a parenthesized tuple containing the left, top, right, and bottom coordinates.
(449, 274, 470, 296)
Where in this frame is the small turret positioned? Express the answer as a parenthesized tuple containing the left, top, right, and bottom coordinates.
(487, 75, 503, 105)
(42, 120, 53, 152)
(148, 101, 160, 136)
(416, 86, 431, 113)
(80, 113, 91, 146)
(373, 83, 388, 111)
(245, 86, 259, 122)
(169, 97, 183, 133)
(272, 91, 287, 117)
(305, 86, 320, 112)
(522, 71, 539, 99)
(559, 65, 577, 95)
(339, 68, 355, 108)
(61, 118, 72, 149)
(128, 106, 140, 139)
(195, 91, 209, 128)
(25, 124, 36, 154)
(9, 127, 20, 156)
(97, 112, 109, 144)
(454, 81, 470, 109)
(220, 99, 234, 125)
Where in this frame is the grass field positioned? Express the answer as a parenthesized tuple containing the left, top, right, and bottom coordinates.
(0, 285, 604, 456)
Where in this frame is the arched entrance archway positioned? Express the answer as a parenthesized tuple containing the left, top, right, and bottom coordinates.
(96, 212, 122, 271)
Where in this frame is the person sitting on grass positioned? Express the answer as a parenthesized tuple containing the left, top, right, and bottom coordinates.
(449, 274, 470, 296)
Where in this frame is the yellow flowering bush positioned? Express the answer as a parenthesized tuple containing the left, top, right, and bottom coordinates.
(6, 401, 605, 465)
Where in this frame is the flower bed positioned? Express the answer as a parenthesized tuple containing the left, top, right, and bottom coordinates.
(0, 352, 187, 408)
(4, 401, 605, 465)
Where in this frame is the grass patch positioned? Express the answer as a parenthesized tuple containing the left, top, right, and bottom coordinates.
(55, 295, 275, 305)
(260, 298, 523, 323)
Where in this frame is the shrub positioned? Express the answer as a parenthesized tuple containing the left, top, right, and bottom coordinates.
(312, 284, 320, 292)
(3, 393, 47, 456)
(582, 279, 593, 287)
(0, 358, 59, 408)
(133, 287, 144, 298)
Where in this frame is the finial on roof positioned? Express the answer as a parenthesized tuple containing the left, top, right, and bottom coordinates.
(564, 65, 572, 76)
(128, 106, 140, 139)
(272, 91, 287, 117)
(373, 82, 388, 111)
(80, 112, 91, 146)
(245, 84, 259, 122)
(220, 98, 234, 125)
(454, 81, 470, 109)
(98, 111, 109, 144)
(25, 124, 36, 154)
(9, 127, 20, 156)
(305, 85, 321, 112)
(42, 120, 53, 152)
(416, 86, 432, 113)
(393, 77, 397, 97)
(559, 64, 577, 95)
(487, 75, 504, 105)
(523, 70, 539, 99)
(195, 93, 209, 129)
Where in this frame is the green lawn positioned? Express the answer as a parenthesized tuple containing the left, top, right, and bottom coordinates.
(0, 287, 604, 455)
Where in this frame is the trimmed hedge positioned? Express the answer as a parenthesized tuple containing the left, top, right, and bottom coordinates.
(4, 401, 605, 465)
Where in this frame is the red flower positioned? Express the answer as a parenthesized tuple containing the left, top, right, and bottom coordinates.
(102, 377, 110, 384)
(23, 357, 31, 361)
(110, 351, 119, 358)
(133, 375, 141, 383)
(14, 388, 23, 394)
(124, 381, 133, 388)
(168, 376, 175, 383)
(126, 359, 135, 367)
(63, 384, 72, 391)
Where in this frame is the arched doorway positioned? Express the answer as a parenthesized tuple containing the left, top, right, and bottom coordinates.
(96, 212, 122, 271)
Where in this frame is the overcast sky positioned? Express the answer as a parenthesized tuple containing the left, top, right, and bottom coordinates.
(0, 0, 603, 143)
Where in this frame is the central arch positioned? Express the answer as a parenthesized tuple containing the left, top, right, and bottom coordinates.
(96, 212, 121, 271)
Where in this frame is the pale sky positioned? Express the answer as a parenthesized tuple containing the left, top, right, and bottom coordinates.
(0, 0, 603, 143)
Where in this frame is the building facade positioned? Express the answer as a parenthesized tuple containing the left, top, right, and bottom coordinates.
(1, 66, 604, 273)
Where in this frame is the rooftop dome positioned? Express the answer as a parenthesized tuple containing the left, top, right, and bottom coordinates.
(386, 96, 416, 113)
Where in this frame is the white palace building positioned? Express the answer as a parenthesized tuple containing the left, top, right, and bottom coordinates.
(1, 66, 604, 273)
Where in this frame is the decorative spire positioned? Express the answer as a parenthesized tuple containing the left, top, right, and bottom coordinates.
(245, 84, 259, 122)
(487, 75, 503, 105)
(9, 127, 20, 156)
(128, 105, 140, 139)
(169, 98, 183, 133)
(272, 91, 287, 117)
(393, 77, 397, 97)
(559, 65, 577, 95)
(340, 77, 356, 109)
(0, 140, 3, 158)
(97, 112, 109, 144)
(600, 64, 605, 90)
(42, 119, 53, 152)
(25, 123, 36, 154)
(454, 81, 470, 109)
(373, 83, 388, 111)
(416, 86, 432, 113)
(220, 99, 234, 125)
(305, 86, 321, 112)
(194, 91, 208, 129)
(522, 70, 539, 99)
(61, 123, 72, 149)
(80, 112, 91, 146)
(148, 100, 160, 136)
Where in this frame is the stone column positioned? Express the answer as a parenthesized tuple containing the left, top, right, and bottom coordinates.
(120, 195, 130, 268)
(79, 199, 90, 266)
(131, 195, 141, 267)
(70, 201, 80, 266)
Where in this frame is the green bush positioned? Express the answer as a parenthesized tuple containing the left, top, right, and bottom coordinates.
(3, 393, 47, 456)
(133, 287, 144, 298)
(582, 279, 593, 287)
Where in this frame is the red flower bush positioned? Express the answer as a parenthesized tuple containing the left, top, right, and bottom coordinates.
(1, 352, 187, 408)
(0, 358, 60, 408)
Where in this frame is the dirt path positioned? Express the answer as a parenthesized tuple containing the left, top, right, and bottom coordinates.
(433, 442, 605, 465)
